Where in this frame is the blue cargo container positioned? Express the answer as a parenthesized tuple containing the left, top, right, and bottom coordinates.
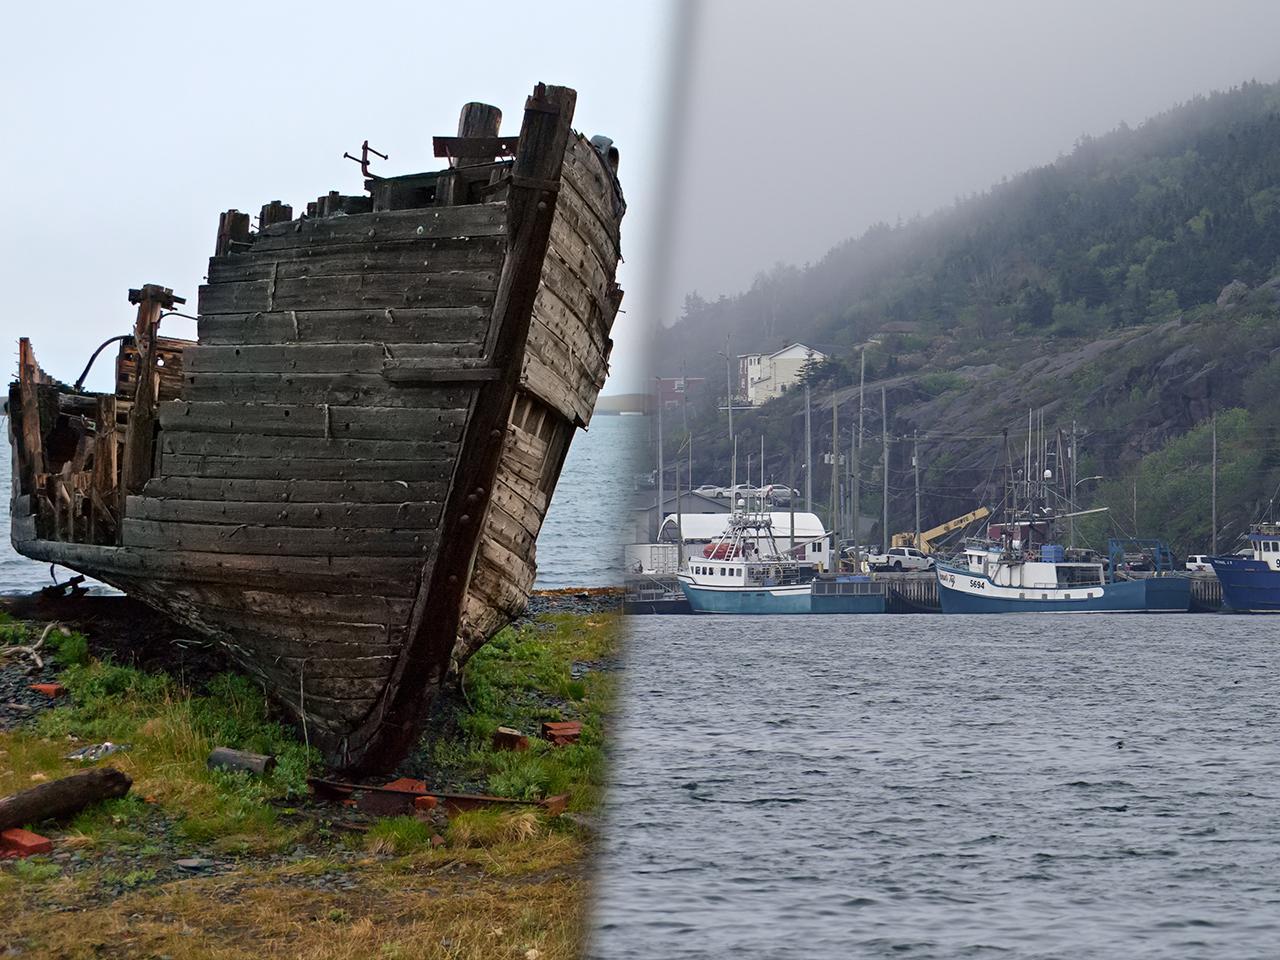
(1040, 544, 1065, 563)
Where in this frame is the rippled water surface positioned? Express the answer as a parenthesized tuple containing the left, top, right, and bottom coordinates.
(591, 614, 1280, 959)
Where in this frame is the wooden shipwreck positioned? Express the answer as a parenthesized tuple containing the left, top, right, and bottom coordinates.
(6, 84, 624, 772)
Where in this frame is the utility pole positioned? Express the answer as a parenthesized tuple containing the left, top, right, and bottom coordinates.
(881, 386, 889, 551)
(804, 383, 813, 513)
(853, 350, 864, 548)
(1211, 413, 1218, 554)
(724, 334, 734, 453)
(1070, 420, 1077, 549)
(789, 452, 797, 559)
(655, 381, 664, 542)
(913, 430, 921, 546)
(830, 397, 839, 536)
(1133, 478, 1138, 538)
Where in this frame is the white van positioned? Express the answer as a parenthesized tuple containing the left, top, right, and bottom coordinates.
(1185, 554, 1212, 572)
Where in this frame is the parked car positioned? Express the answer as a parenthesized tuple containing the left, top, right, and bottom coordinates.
(763, 484, 800, 505)
(693, 484, 725, 498)
(867, 546, 935, 572)
(725, 483, 761, 501)
(1185, 554, 1212, 572)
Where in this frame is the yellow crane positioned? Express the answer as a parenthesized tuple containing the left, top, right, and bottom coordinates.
(891, 507, 991, 554)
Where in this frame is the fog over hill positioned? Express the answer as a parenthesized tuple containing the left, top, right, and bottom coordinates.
(662, 80, 1280, 555)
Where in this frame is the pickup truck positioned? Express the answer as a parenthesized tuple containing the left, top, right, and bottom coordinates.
(866, 546, 935, 572)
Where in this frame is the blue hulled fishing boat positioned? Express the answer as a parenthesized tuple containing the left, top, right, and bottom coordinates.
(936, 515, 1190, 614)
(677, 512, 818, 614)
(1210, 523, 1280, 613)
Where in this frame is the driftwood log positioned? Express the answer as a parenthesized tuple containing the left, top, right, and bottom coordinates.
(207, 747, 276, 776)
(0, 767, 132, 831)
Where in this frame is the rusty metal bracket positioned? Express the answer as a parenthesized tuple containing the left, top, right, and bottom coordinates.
(343, 140, 388, 179)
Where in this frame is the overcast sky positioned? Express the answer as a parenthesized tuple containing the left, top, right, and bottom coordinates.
(0, 0, 670, 394)
(656, 0, 1280, 333)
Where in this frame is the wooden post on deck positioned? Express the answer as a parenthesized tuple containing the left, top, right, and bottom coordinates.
(15, 339, 46, 496)
(437, 102, 503, 205)
(119, 284, 184, 517)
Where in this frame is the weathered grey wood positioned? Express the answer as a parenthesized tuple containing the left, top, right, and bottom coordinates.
(122, 518, 434, 556)
(158, 453, 455, 482)
(14, 538, 422, 597)
(0, 767, 132, 831)
(197, 307, 490, 346)
(434, 136, 517, 160)
(160, 431, 455, 463)
(247, 204, 506, 253)
(184, 343, 485, 375)
(141, 476, 448, 503)
(208, 748, 276, 776)
(206, 240, 504, 284)
(199, 273, 496, 316)
(160, 582, 412, 630)
(126, 496, 441, 529)
(381, 360, 502, 384)
(158, 401, 466, 442)
(183, 371, 481, 407)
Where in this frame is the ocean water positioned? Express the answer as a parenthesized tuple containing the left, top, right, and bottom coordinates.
(0, 414, 644, 594)
(535, 413, 646, 588)
(590, 614, 1280, 959)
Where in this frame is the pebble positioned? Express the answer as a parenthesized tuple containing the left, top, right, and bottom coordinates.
(173, 858, 215, 871)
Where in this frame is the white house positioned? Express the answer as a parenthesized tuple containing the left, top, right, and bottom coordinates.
(736, 343, 826, 405)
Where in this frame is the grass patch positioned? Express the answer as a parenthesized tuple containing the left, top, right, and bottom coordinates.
(439, 613, 619, 811)
(364, 815, 435, 855)
(1, 658, 318, 853)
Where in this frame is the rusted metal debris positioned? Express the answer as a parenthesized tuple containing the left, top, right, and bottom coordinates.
(307, 777, 569, 818)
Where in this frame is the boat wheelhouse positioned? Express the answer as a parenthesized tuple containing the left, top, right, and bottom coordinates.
(1209, 522, 1280, 613)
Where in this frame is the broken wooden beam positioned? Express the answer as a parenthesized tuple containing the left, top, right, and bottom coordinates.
(207, 747, 276, 776)
(0, 767, 132, 832)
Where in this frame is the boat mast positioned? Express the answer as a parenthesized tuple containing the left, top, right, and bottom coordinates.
(655, 378, 664, 541)
(804, 383, 813, 513)
(882, 386, 889, 552)
(853, 349, 864, 550)
(1212, 412, 1218, 554)
(830, 397, 839, 537)
(913, 430, 920, 546)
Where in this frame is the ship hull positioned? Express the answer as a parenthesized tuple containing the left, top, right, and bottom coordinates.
(7, 86, 624, 773)
(678, 578, 812, 614)
(936, 562, 1190, 613)
(1209, 556, 1280, 613)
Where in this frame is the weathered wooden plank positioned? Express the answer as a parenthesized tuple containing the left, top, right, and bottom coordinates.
(206, 238, 505, 284)
(555, 165, 621, 270)
(197, 307, 490, 346)
(246, 204, 507, 253)
(122, 518, 435, 557)
(433, 135, 519, 158)
(562, 135, 623, 249)
(12, 539, 424, 597)
(126, 496, 442, 529)
(161, 431, 454, 462)
(141, 476, 448, 503)
(182, 371, 483, 407)
(186, 342, 488, 375)
(522, 351, 594, 426)
(158, 453, 455, 482)
(380, 360, 502, 384)
(160, 582, 412, 628)
(199, 273, 497, 316)
(159, 401, 467, 442)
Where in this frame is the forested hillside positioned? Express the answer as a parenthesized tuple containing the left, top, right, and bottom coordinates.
(662, 80, 1280, 555)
